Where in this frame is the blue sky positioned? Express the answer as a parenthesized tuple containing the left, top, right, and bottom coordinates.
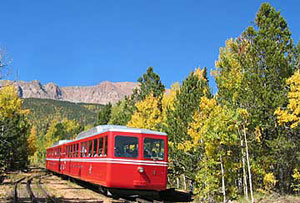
(0, 0, 299, 93)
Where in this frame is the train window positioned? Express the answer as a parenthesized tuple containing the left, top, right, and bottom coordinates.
(88, 141, 92, 157)
(71, 145, 73, 158)
(72, 145, 75, 158)
(143, 138, 165, 160)
(68, 146, 70, 158)
(73, 144, 75, 157)
(98, 138, 104, 156)
(69, 145, 72, 158)
(115, 136, 138, 158)
(104, 136, 108, 156)
(75, 143, 78, 157)
(81, 142, 85, 157)
(93, 139, 97, 157)
(85, 141, 88, 157)
(69, 146, 72, 158)
(77, 143, 79, 157)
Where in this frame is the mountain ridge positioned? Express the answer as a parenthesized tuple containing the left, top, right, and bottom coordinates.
(0, 80, 138, 104)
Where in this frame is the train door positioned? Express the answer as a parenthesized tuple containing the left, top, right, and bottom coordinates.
(67, 144, 71, 174)
(142, 136, 167, 189)
(58, 147, 62, 173)
(61, 145, 66, 174)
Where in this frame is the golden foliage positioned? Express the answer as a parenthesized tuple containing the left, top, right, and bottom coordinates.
(28, 125, 37, 156)
(194, 67, 207, 81)
(275, 70, 300, 128)
(263, 172, 277, 192)
(187, 96, 237, 154)
(162, 82, 180, 121)
(0, 85, 29, 118)
(127, 94, 163, 130)
(292, 169, 300, 192)
(45, 119, 59, 148)
(214, 39, 250, 104)
(128, 82, 180, 131)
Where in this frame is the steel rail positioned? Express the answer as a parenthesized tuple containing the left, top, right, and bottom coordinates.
(37, 177, 58, 203)
(26, 176, 38, 203)
(13, 177, 26, 203)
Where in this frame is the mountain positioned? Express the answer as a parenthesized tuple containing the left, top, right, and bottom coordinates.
(22, 98, 103, 131)
(0, 80, 138, 104)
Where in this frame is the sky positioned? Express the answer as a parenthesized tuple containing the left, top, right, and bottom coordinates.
(0, 0, 299, 94)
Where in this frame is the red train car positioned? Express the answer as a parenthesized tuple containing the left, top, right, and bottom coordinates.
(46, 125, 168, 195)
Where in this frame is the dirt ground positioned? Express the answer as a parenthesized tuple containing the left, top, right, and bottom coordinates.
(41, 174, 125, 203)
(1, 170, 299, 203)
(0, 170, 126, 203)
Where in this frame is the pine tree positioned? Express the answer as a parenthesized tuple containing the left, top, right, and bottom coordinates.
(97, 103, 112, 125)
(136, 67, 165, 101)
(0, 85, 30, 171)
(165, 67, 211, 185)
(109, 67, 165, 126)
(215, 2, 299, 194)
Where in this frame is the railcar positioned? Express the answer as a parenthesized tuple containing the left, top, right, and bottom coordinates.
(46, 125, 168, 196)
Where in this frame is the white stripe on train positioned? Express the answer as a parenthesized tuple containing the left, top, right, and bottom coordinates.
(46, 158, 168, 167)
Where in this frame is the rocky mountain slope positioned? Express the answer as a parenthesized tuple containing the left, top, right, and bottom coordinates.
(0, 80, 138, 104)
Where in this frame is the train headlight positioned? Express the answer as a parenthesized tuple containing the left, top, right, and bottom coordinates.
(138, 167, 144, 173)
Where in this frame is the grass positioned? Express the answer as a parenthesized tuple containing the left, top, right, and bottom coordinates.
(236, 192, 300, 203)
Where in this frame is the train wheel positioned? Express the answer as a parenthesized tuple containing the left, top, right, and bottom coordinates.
(98, 186, 119, 199)
(98, 185, 107, 195)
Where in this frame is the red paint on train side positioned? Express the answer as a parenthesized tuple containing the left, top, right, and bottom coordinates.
(46, 127, 168, 192)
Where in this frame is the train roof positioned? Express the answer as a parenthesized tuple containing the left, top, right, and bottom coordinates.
(76, 125, 167, 141)
(50, 140, 72, 148)
(47, 125, 167, 149)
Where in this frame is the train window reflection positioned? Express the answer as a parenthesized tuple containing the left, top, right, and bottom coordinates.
(98, 138, 104, 156)
(81, 142, 85, 157)
(93, 139, 97, 156)
(85, 141, 88, 157)
(143, 138, 165, 160)
(115, 136, 138, 158)
(88, 141, 92, 157)
(104, 136, 108, 156)
(76, 143, 79, 157)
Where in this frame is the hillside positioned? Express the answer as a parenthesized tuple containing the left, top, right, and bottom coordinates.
(0, 80, 138, 104)
(23, 98, 103, 132)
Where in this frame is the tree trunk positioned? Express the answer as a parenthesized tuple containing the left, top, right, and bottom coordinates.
(220, 155, 226, 203)
(244, 126, 254, 203)
(176, 177, 180, 189)
(239, 128, 248, 199)
(182, 174, 187, 190)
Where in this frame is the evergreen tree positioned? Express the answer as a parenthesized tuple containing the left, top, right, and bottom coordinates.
(165, 67, 211, 184)
(97, 103, 112, 125)
(109, 99, 133, 125)
(136, 67, 165, 101)
(0, 85, 30, 172)
(215, 2, 299, 193)
(109, 67, 165, 126)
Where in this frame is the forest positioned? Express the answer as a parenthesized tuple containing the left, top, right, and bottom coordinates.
(0, 3, 299, 202)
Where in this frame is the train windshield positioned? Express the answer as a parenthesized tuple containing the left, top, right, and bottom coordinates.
(143, 138, 165, 160)
(115, 136, 138, 158)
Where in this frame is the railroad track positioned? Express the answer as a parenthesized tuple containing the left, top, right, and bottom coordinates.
(21, 168, 191, 203)
(37, 177, 58, 203)
(13, 177, 25, 203)
(13, 173, 57, 203)
(12, 167, 167, 203)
